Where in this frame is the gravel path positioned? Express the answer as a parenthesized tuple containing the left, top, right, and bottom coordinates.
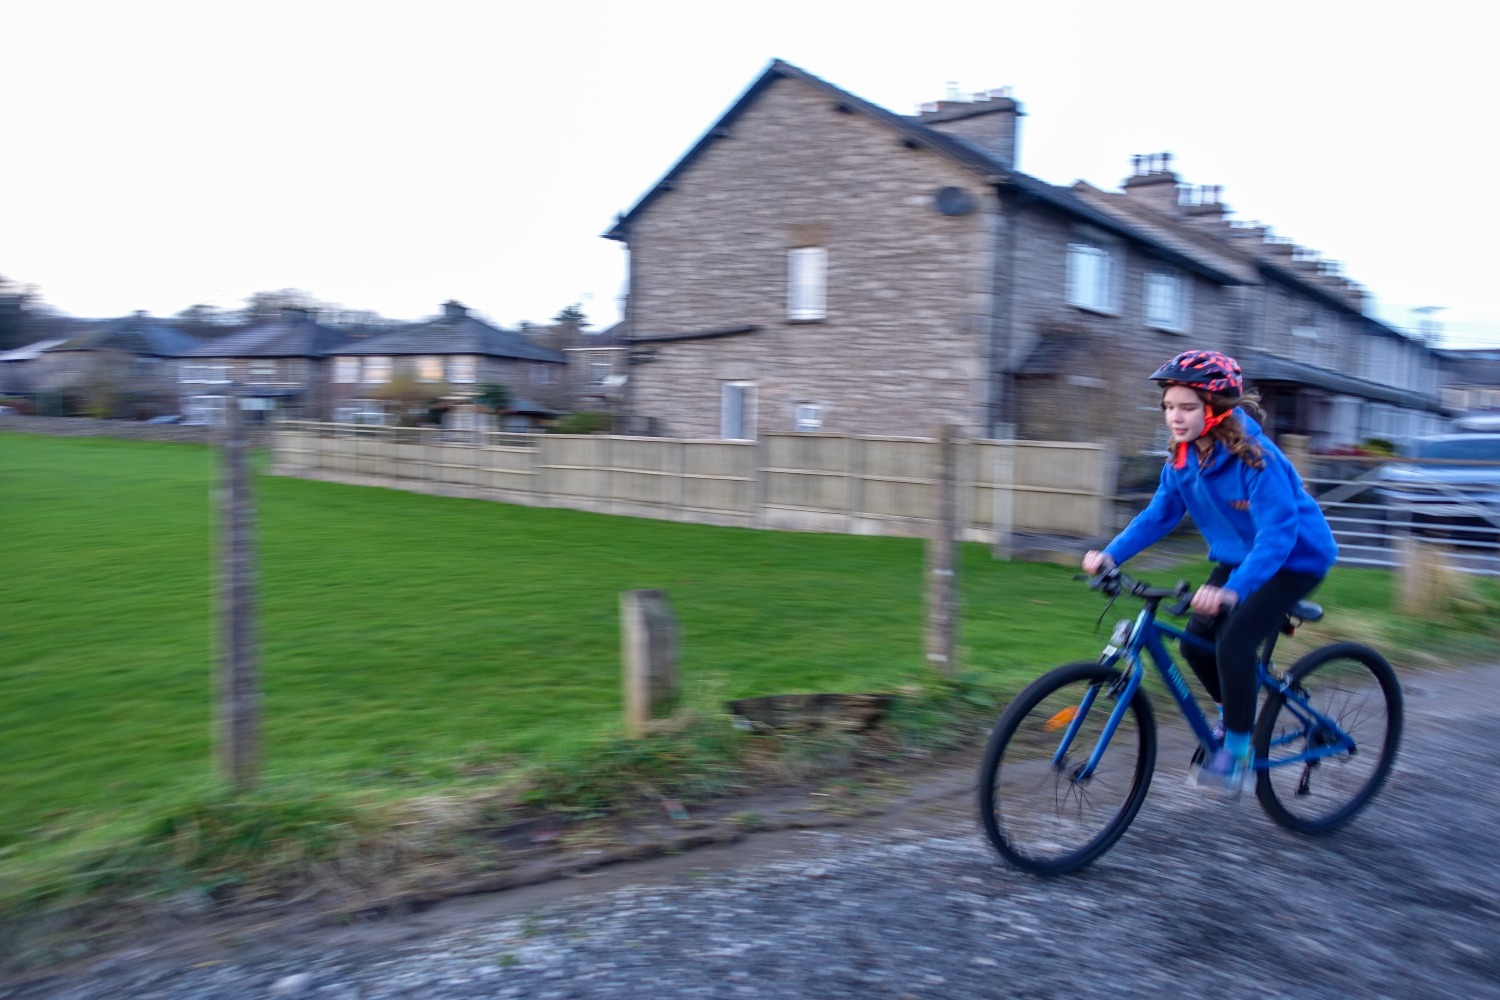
(5, 665, 1497, 1000)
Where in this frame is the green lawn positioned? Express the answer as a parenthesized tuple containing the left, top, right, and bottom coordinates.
(2, 431, 1491, 867)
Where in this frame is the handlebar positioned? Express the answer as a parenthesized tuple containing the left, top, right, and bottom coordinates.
(1073, 568, 1195, 616)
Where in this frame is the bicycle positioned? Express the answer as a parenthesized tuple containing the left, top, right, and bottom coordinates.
(977, 568, 1404, 876)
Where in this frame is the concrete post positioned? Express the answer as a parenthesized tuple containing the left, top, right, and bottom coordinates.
(216, 389, 260, 792)
(926, 426, 960, 677)
(621, 589, 679, 736)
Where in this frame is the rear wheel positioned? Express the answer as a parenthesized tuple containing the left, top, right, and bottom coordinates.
(978, 662, 1156, 876)
(1254, 642, 1403, 834)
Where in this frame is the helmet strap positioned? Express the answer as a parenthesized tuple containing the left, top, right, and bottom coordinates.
(1172, 405, 1231, 469)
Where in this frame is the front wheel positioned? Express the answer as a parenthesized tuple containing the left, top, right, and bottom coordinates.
(978, 661, 1157, 876)
(1254, 642, 1403, 834)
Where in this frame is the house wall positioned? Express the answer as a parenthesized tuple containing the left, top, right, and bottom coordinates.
(623, 74, 997, 439)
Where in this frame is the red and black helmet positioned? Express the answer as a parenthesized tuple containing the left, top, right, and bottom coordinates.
(1149, 350, 1243, 398)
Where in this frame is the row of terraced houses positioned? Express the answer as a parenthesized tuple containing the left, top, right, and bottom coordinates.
(3, 60, 1486, 455)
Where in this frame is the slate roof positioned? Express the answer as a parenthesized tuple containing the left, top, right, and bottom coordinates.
(603, 59, 1240, 287)
(184, 311, 350, 359)
(52, 314, 204, 357)
(333, 304, 566, 364)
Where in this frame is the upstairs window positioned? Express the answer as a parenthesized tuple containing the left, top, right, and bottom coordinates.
(721, 381, 757, 441)
(249, 360, 277, 382)
(1066, 236, 1118, 313)
(417, 355, 444, 382)
(448, 356, 476, 383)
(530, 364, 556, 385)
(180, 363, 227, 384)
(787, 247, 827, 321)
(333, 356, 359, 384)
(1144, 267, 1190, 332)
(590, 359, 612, 385)
(363, 356, 391, 384)
(794, 402, 823, 432)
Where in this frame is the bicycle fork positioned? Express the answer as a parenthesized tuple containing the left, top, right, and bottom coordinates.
(1049, 661, 1143, 782)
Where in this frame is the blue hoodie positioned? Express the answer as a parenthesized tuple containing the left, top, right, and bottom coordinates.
(1104, 414, 1338, 598)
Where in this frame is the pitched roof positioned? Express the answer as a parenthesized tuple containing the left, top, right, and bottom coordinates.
(332, 303, 567, 364)
(603, 59, 1241, 287)
(184, 311, 350, 359)
(53, 314, 204, 357)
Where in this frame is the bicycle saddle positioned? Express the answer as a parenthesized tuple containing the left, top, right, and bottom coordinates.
(1290, 600, 1323, 622)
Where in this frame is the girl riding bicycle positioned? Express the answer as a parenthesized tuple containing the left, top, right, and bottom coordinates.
(1081, 350, 1338, 794)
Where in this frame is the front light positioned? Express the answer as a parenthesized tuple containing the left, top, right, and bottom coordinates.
(1109, 619, 1133, 647)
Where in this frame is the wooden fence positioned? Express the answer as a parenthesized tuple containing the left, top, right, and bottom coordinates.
(269, 423, 1115, 542)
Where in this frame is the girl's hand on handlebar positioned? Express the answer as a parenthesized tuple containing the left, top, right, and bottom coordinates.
(1190, 584, 1239, 616)
(1082, 550, 1116, 575)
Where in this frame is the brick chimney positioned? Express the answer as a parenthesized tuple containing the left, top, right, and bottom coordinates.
(442, 300, 469, 321)
(1122, 152, 1181, 213)
(917, 88, 1024, 167)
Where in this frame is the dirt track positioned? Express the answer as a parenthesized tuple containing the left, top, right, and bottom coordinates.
(5, 663, 1498, 999)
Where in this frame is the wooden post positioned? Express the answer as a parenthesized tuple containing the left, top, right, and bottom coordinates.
(990, 436, 1016, 561)
(621, 590, 679, 736)
(926, 425, 959, 676)
(216, 389, 260, 792)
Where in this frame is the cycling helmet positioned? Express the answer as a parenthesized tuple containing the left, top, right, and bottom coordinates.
(1148, 349, 1242, 398)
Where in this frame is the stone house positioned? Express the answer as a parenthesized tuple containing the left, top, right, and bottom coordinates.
(325, 301, 569, 429)
(1071, 165, 1446, 451)
(178, 307, 350, 425)
(564, 320, 630, 421)
(4, 313, 202, 417)
(605, 59, 1445, 459)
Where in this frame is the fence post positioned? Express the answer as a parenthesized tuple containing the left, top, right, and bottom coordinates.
(926, 425, 960, 677)
(621, 590, 679, 736)
(990, 436, 1016, 561)
(215, 389, 260, 793)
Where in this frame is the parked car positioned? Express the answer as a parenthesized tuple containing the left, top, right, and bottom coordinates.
(1370, 434, 1500, 541)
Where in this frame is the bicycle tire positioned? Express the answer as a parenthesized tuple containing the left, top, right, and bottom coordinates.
(978, 661, 1157, 876)
(1253, 641, 1403, 835)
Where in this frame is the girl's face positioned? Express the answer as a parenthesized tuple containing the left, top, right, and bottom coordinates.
(1162, 386, 1207, 444)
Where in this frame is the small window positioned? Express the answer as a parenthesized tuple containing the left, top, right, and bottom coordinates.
(590, 359, 611, 385)
(334, 399, 387, 425)
(1067, 239, 1117, 313)
(250, 360, 277, 381)
(794, 402, 823, 432)
(417, 356, 444, 382)
(721, 381, 757, 441)
(448, 356, 476, 384)
(1145, 268, 1190, 332)
(787, 247, 827, 321)
(184, 394, 228, 425)
(530, 364, 556, 385)
(333, 357, 359, 384)
(363, 356, 391, 384)
(180, 363, 227, 384)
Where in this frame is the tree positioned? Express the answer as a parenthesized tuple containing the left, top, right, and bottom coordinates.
(474, 383, 511, 414)
(371, 365, 455, 427)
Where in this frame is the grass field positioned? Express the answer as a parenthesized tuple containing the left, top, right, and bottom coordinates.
(3, 430, 1495, 875)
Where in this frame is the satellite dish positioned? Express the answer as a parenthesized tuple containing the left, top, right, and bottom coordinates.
(935, 186, 976, 216)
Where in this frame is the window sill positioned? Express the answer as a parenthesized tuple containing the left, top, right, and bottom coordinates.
(1147, 322, 1188, 335)
(786, 316, 827, 325)
(1068, 303, 1119, 319)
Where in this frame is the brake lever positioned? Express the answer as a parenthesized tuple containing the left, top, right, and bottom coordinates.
(1166, 580, 1195, 617)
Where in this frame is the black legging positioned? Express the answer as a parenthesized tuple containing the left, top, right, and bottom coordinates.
(1180, 565, 1324, 734)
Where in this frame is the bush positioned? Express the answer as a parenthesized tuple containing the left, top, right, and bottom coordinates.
(551, 411, 614, 435)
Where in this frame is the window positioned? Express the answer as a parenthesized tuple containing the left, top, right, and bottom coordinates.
(530, 364, 555, 385)
(590, 359, 612, 385)
(180, 363, 227, 384)
(721, 381, 757, 440)
(184, 394, 228, 426)
(794, 402, 823, 432)
(1144, 268, 1190, 332)
(448, 356, 476, 383)
(417, 356, 444, 382)
(333, 356, 359, 384)
(1066, 238, 1117, 313)
(363, 356, 391, 384)
(787, 247, 827, 321)
(249, 360, 277, 382)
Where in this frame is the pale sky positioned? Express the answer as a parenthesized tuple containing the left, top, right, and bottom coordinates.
(4, 0, 1495, 346)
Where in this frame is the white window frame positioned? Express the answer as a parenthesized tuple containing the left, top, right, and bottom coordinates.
(589, 359, 612, 385)
(333, 398, 388, 425)
(180, 363, 228, 384)
(721, 381, 757, 441)
(249, 359, 277, 382)
(787, 247, 827, 321)
(794, 402, 823, 432)
(1066, 235, 1118, 314)
(184, 394, 228, 426)
(447, 356, 476, 384)
(417, 355, 444, 382)
(530, 364, 556, 385)
(1144, 267, 1190, 333)
(363, 356, 391, 384)
(333, 356, 359, 384)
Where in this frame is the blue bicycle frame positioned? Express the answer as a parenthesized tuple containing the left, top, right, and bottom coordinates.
(1058, 594, 1358, 781)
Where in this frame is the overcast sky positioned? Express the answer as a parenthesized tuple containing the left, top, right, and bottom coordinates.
(4, 1, 1494, 346)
